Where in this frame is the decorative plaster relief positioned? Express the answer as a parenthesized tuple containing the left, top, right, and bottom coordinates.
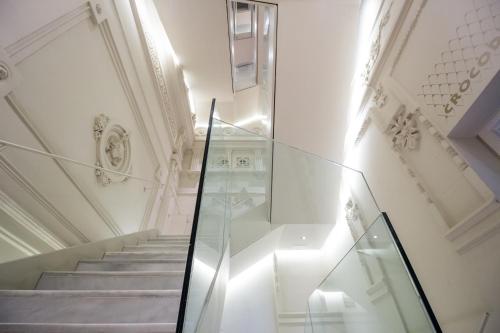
(355, 117, 372, 146)
(88, 0, 107, 25)
(414, 110, 469, 171)
(345, 198, 361, 223)
(386, 105, 420, 151)
(373, 84, 388, 108)
(93, 114, 132, 185)
(418, 0, 500, 119)
(0, 48, 22, 97)
(143, 32, 178, 142)
(390, 0, 428, 75)
(362, 2, 393, 83)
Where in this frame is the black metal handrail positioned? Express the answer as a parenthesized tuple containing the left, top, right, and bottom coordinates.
(176, 98, 216, 333)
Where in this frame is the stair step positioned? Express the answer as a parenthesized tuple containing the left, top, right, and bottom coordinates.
(35, 271, 184, 290)
(0, 290, 180, 324)
(0, 323, 176, 332)
(76, 259, 186, 272)
(103, 251, 187, 261)
(123, 245, 189, 252)
(155, 235, 190, 241)
(139, 239, 189, 246)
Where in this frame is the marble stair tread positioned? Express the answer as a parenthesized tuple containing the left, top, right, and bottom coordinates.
(0, 323, 176, 333)
(154, 235, 190, 241)
(139, 239, 189, 246)
(0, 290, 181, 324)
(103, 251, 188, 260)
(76, 259, 186, 272)
(123, 245, 189, 252)
(35, 271, 184, 290)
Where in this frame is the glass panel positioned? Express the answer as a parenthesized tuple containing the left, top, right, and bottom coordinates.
(182, 119, 232, 333)
(307, 214, 437, 333)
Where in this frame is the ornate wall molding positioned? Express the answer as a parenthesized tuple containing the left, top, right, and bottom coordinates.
(362, 3, 393, 83)
(414, 109, 468, 171)
(0, 225, 40, 256)
(373, 84, 388, 109)
(417, 0, 500, 119)
(2, 2, 165, 233)
(5, 4, 91, 65)
(354, 116, 372, 146)
(0, 154, 89, 243)
(0, 189, 66, 250)
(4, 93, 123, 237)
(390, 0, 428, 75)
(143, 30, 178, 143)
(386, 105, 420, 151)
(93, 114, 132, 186)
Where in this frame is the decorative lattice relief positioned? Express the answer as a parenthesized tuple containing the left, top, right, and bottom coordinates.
(387, 106, 421, 151)
(418, 0, 500, 119)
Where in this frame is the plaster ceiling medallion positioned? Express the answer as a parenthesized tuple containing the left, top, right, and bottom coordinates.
(387, 106, 420, 151)
(93, 114, 132, 186)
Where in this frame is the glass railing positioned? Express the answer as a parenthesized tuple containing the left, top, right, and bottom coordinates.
(178, 99, 439, 333)
(306, 214, 441, 333)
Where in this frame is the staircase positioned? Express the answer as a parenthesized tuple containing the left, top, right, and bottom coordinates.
(0, 235, 190, 333)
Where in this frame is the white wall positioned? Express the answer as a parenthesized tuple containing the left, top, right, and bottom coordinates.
(220, 254, 278, 333)
(274, 0, 360, 162)
(0, 0, 195, 262)
(343, 0, 500, 331)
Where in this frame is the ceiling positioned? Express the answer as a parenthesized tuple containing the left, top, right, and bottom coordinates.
(154, 0, 362, 164)
(153, 0, 234, 127)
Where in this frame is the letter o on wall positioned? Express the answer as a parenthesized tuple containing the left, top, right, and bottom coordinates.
(459, 79, 470, 92)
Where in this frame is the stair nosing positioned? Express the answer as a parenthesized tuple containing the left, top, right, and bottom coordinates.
(78, 259, 186, 263)
(0, 290, 181, 297)
(40, 271, 185, 276)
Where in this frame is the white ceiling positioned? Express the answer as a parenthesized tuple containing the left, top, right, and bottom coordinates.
(153, 0, 234, 125)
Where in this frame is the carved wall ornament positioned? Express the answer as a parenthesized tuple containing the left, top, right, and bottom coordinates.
(143, 32, 178, 141)
(387, 105, 420, 151)
(418, 0, 500, 118)
(414, 109, 468, 171)
(362, 2, 393, 83)
(0, 64, 9, 80)
(345, 198, 360, 223)
(354, 116, 372, 146)
(93, 114, 132, 185)
(373, 84, 388, 108)
(235, 156, 251, 168)
(390, 0, 428, 75)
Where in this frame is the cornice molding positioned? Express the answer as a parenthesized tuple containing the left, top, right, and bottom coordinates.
(0, 225, 40, 257)
(2, 2, 163, 233)
(0, 189, 66, 250)
(5, 4, 91, 65)
(0, 154, 89, 244)
(390, 0, 428, 75)
(5, 93, 123, 237)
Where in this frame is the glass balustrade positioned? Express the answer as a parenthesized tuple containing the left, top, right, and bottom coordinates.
(306, 214, 441, 333)
(173, 98, 438, 333)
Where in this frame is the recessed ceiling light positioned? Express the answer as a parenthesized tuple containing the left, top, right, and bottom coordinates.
(373, 235, 378, 239)
(301, 236, 307, 240)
